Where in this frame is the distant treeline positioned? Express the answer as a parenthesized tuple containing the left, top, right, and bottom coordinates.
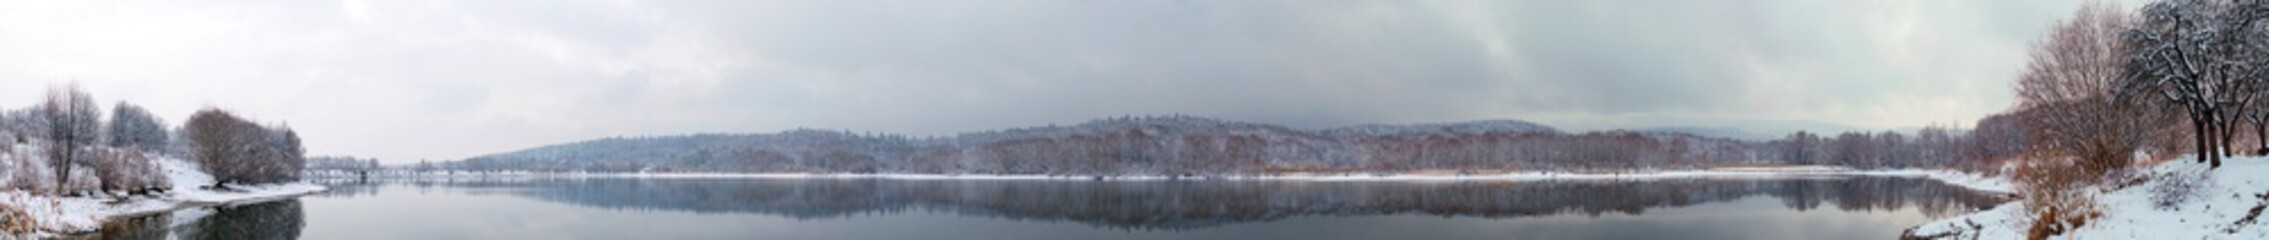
(445, 115, 2047, 176)
(305, 156, 381, 173)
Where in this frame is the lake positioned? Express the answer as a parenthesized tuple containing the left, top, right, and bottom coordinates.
(80, 176, 2005, 239)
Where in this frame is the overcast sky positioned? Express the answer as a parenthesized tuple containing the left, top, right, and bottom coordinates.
(0, 0, 2119, 163)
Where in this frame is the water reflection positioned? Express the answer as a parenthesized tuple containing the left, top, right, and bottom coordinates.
(80, 200, 305, 240)
(322, 176, 2003, 231)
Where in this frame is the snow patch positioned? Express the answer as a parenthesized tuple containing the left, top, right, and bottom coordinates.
(1909, 156, 2269, 239)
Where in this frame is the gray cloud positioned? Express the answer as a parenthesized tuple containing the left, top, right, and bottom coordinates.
(0, 0, 2108, 163)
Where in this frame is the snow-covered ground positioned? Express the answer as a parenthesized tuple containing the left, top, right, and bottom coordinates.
(1908, 156, 2269, 239)
(0, 157, 326, 236)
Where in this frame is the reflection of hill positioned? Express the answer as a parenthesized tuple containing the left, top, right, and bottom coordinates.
(418, 177, 2004, 230)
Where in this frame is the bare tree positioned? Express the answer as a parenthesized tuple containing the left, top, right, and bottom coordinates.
(184, 109, 303, 186)
(1779, 131, 1820, 165)
(41, 84, 100, 195)
(1971, 113, 2029, 167)
(2018, 1, 2153, 177)
(185, 109, 244, 187)
(1914, 125, 1964, 167)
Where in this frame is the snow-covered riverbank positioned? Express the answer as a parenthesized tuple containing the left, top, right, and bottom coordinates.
(1907, 156, 2269, 239)
(0, 159, 325, 237)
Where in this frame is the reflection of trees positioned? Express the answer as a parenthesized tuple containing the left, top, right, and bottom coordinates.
(312, 177, 546, 197)
(85, 213, 171, 240)
(1770, 178, 2005, 218)
(483, 177, 2003, 230)
(179, 200, 304, 240)
(76, 200, 306, 240)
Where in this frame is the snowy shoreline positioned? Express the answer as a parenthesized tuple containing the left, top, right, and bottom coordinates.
(1906, 156, 2269, 239)
(2, 159, 327, 237)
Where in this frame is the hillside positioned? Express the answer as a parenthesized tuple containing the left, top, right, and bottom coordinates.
(447, 116, 1959, 176)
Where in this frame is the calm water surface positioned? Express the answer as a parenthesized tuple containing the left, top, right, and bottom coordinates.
(87, 176, 2005, 239)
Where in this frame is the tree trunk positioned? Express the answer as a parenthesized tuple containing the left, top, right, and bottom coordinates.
(2223, 113, 2238, 158)
(2210, 111, 2224, 168)
(2196, 116, 2215, 165)
(2254, 114, 2268, 155)
(54, 133, 71, 196)
(2250, 114, 2269, 155)
(2231, 105, 2248, 156)
(55, 155, 68, 196)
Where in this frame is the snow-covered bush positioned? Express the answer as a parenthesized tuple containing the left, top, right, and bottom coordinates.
(0, 147, 49, 194)
(2149, 170, 2203, 209)
(53, 166, 98, 197)
(95, 148, 167, 194)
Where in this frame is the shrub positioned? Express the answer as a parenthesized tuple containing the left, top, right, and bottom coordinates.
(1, 149, 47, 195)
(2014, 156, 2102, 240)
(94, 148, 166, 194)
(2150, 170, 2203, 210)
(0, 202, 28, 235)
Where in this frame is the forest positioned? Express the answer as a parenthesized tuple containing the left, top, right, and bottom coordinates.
(446, 115, 2038, 176)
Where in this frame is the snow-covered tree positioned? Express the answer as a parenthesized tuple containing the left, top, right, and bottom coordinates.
(106, 102, 168, 152)
(2118, 0, 2269, 168)
(273, 128, 304, 181)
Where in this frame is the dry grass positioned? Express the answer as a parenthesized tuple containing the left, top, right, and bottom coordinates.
(2013, 156, 2104, 240)
(0, 202, 29, 235)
